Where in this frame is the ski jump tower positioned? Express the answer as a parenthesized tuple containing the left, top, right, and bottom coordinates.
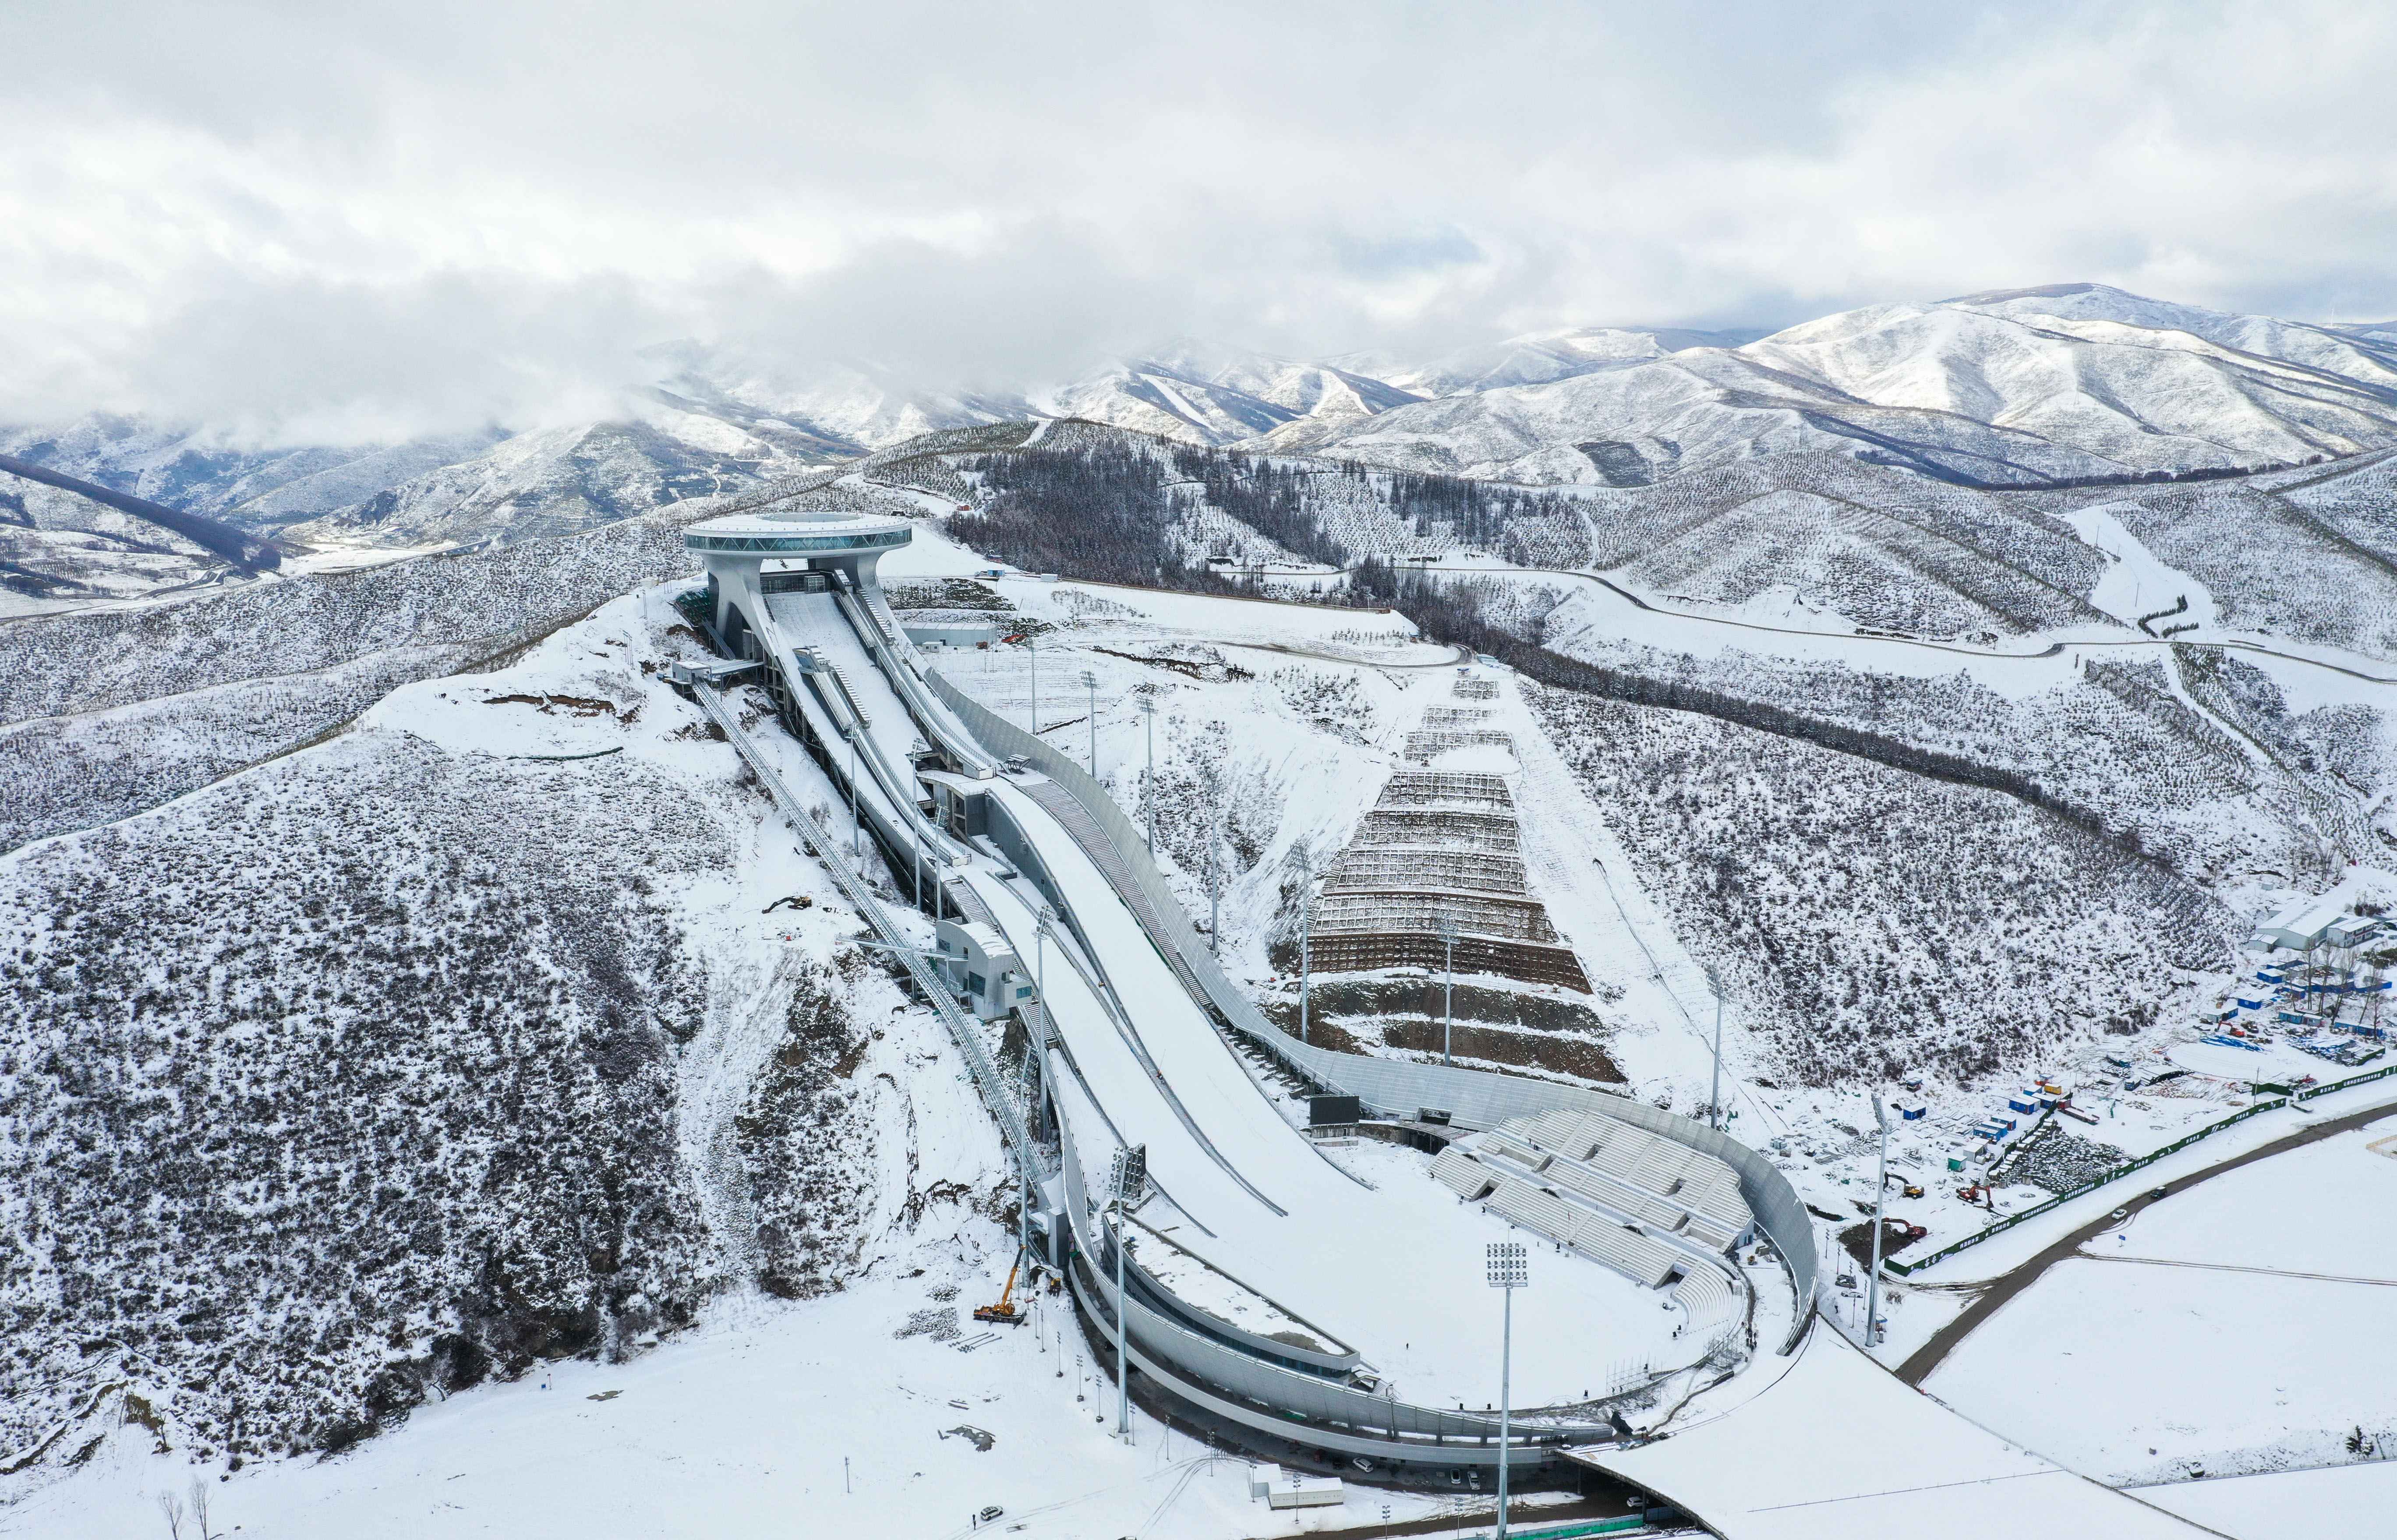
(683, 506, 914, 659)
(681, 505, 1001, 893)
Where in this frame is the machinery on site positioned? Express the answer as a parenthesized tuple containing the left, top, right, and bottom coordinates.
(973, 1249, 1032, 1325)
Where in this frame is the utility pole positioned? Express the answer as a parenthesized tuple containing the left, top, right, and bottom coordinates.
(1440, 919, 1458, 1066)
(1704, 963, 1725, 1132)
(1486, 1242, 1527, 1540)
(1035, 905, 1053, 1018)
(1866, 1093, 1890, 1350)
(1297, 847, 1314, 1044)
(1081, 669, 1098, 777)
(1142, 695, 1158, 856)
(1208, 799, 1225, 957)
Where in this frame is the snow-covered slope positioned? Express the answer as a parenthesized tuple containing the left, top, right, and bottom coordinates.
(280, 413, 788, 549)
(0, 586, 1001, 1483)
(644, 342, 1029, 456)
(0, 476, 234, 617)
(1032, 360, 1300, 445)
(1333, 323, 1769, 398)
(1745, 297, 2397, 473)
(1284, 286, 2397, 486)
(0, 419, 505, 530)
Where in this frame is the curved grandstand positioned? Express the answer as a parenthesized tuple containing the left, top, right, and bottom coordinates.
(673, 503, 1821, 1483)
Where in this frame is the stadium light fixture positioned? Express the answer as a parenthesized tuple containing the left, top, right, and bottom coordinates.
(1486, 1241, 1527, 1539)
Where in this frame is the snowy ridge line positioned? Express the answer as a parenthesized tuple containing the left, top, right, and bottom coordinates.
(1451, 622, 2216, 896)
(921, 664, 1822, 1347)
(684, 679, 1038, 1182)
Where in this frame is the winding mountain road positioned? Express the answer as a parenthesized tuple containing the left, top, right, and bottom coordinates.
(1419, 564, 2397, 688)
(1896, 1093, 2397, 1386)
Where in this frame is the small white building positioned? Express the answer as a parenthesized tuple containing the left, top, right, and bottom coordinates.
(2252, 891, 2352, 953)
(933, 918, 1033, 1021)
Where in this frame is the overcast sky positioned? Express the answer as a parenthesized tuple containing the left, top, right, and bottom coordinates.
(8, 0, 2397, 441)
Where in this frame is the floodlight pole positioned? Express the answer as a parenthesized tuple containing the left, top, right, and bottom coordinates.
(1208, 802, 1225, 957)
(1441, 920, 1457, 1066)
(1027, 637, 1038, 736)
(1142, 696, 1157, 855)
(1866, 1093, 1890, 1350)
(1298, 847, 1314, 1045)
(1486, 1243, 1527, 1540)
(1113, 1194, 1129, 1441)
(1499, 1282, 1514, 1538)
(1035, 905, 1053, 1016)
(1082, 670, 1098, 776)
(1109, 1145, 1144, 1445)
(1705, 964, 1725, 1132)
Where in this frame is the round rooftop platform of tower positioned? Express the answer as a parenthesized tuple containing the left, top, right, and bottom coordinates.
(682, 507, 913, 556)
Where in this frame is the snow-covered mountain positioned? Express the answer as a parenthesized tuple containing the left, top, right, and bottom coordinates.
(642, 342, 1029, 457)
(280, 413, 776, 549)
(14, 282, 2397, 592)
(1331, 324, 1769, 398)
(1287, 285, 2397, 486)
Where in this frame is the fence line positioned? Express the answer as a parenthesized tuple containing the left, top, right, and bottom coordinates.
(1888, 1059, 2397, 1276)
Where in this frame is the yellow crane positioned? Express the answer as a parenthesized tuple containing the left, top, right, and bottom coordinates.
(973, 1249, 1031, 1325)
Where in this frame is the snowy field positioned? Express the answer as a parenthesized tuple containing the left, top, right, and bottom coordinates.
(1924, 1113, 2397, 1486)
(2, 1250, 1471, 1540)
(2119, 1118, 2397, 1279)
(2142, 1459, 2397, 1539)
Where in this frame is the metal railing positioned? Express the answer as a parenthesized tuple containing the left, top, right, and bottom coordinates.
(687, 680, 1039, 1184)
(1053, 1100, 1609, 1458)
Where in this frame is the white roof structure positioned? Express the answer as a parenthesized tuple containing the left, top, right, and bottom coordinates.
(2254, 891, 2353, 953)
(1577, 1330, 2211, 1538)
(682, 507, 914, 556)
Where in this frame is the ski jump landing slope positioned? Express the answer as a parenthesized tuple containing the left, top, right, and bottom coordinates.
(1573, 1327, 2219, 1539)
(948, 770, 1696, 1409)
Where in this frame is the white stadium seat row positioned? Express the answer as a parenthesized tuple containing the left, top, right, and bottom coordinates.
(1671, 1263, 1737, 1328)
(1432, 1145, 1496, 1201)
(1484, 1110, 1756, 1249)
(1431, 1109, 1757, 1293)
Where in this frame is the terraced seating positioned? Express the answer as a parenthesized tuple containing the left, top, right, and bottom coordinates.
(1481, 1129, 1551, 1171)
(1540, 1160, 1684, 1230)
(1441, 1108, 1759, 1294)
(1490, 1178, 1581, 1241)
(1671, 1263, 1736, 1328)
(1432, 1145, 1496, 1201)
(1586, 1125, 1663, 1179)
(1565, 1214, 1680, 1288)
(1631, 1142, 1703, 1196)
(1508, 1114, 1756, 1246)
(1523, 1110, 1598, 1159)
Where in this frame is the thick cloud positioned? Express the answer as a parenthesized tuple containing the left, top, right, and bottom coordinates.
(7, 0, 2395, 440)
